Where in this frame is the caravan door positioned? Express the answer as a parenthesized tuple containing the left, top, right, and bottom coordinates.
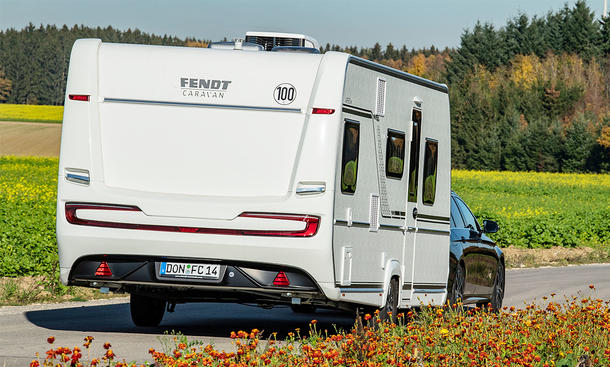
(406, 101, 451, 306)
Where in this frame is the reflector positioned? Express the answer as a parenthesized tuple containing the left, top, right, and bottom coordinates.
(95, 261, 112, 277)
(273, 271, 290, 286)
(69, 94, 90, 101)
(312, 108, 335, 114)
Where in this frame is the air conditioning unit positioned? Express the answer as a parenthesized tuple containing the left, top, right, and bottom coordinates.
(245, 31, 320, 51)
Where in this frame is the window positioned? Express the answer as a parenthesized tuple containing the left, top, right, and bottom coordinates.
(422, 139, 438, 205)
(341, 121, 360, 194)
(454, 196, 480, 231)
(386, 130, 405, 179)
(450, 197, 465, 228)
(407, 109, 421, 202)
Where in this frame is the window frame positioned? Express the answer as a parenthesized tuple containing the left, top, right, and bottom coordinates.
(454, 195, 481, 232)
(450, 196, 465, 229)
(340, 119, 361, 195)
(385, 129, 406, 179)
(407, 108, 422, 203)
(422, 138, 439, 205)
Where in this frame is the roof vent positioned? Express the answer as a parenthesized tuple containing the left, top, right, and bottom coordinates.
(245, 31, 320, 51)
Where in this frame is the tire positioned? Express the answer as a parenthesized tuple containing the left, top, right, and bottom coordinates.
(380, 278, 399, 324)
(290, 304, 317, 313)
(130, 293, 166, 327)
(489, 261, 505, 312)
(449, 264, 465, 306)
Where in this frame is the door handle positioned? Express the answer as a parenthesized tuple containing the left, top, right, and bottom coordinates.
(412, 207, 418, 220)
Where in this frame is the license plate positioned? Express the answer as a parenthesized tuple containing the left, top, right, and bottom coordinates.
(159, 262, 221, 280)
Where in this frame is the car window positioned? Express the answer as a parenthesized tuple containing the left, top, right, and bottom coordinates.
(454, 196, 480, 231)
(450, 197, 465, 228)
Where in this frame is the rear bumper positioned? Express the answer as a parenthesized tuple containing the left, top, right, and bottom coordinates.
(69, 255, 333, 306)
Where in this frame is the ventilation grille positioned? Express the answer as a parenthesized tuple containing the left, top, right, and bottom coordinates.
(369, 194, 380, 232)
(245, 35, 303, 51)
(375, 78, 386, 117)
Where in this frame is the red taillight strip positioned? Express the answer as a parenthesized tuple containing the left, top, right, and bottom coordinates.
(312, 108, 335, 114)
(65, 203, 319, 237)
(69, 94, 90, 101)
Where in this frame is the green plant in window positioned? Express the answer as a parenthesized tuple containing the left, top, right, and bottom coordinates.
(424, 170, 437, 204)
(388, 156, 403, 175)
(342, 159, 358, 192)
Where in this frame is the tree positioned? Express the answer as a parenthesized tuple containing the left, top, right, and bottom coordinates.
(561, 0, 601, 59)
(561, 114, 595, 172)
(0, 66, 11, 101)
(370, 42, 382, 60)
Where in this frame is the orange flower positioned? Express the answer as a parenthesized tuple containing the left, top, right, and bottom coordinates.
(47, 337, 55, 344)
(29, 360, 40, 367)
(103, 342, 111, 350)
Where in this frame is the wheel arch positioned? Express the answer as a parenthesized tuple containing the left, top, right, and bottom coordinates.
(380, 259, 401, 308)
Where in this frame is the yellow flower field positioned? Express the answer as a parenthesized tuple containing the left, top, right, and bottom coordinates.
(0, 104, 63, 123)
(452, 170, 610, 248)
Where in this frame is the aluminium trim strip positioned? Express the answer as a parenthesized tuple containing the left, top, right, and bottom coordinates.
(417, 213, 451, 222)
(340, 288, 384, 293)
(103, 98, 302, 113)
(412, 289, 446, 294)
(334, 219, 404, 231)
(343, 105, 373, 118)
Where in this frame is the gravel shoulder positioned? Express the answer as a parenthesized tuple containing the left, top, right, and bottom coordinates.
(0, 121, 61, 157)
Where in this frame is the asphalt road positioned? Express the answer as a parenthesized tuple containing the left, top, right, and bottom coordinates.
(1, 264, 608, 365)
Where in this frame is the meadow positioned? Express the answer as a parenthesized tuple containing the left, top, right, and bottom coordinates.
(0, 104, 63, 123)
(452, 170, 610, 249)
(0, 156, 609, 279)
(36, 291, 610, 366)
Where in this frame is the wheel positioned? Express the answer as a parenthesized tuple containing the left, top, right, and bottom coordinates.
(449, 263, 465, 306)
(130, 293, 166, 327)
(290, 304, 317, 313)
(380, 278, 399, 323)
(489, 261, 505, 312)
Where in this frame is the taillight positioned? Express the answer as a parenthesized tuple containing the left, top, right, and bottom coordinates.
(312, 108, 335, 114)
(65, 203, 320, 237)
(69, 94, 90, 101)
(238, 213, 320, 237)
(273, 271, 290, 286)
(95, 261, 112, 277)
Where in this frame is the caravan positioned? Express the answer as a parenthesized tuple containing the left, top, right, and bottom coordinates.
(57, 32, 452, 326)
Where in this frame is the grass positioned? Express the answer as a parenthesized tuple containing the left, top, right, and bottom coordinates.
(0, 276, 123, 306)
(452, 170, 610, 249)
(35, 289, 610, 366)
(0, 103, 63, 123)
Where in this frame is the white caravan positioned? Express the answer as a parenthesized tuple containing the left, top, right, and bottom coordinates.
(57, 32, 451, 326)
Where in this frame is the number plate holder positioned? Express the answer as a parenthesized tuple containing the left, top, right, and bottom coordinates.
(155, 261, 226, 283)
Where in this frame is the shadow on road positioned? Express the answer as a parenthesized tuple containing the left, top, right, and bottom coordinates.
(25, 302, 356, 338)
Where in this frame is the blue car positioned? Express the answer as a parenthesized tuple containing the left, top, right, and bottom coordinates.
(447, 192, 505, 310)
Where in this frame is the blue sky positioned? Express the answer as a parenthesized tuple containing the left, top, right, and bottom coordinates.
(0, 0, 607, 49)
